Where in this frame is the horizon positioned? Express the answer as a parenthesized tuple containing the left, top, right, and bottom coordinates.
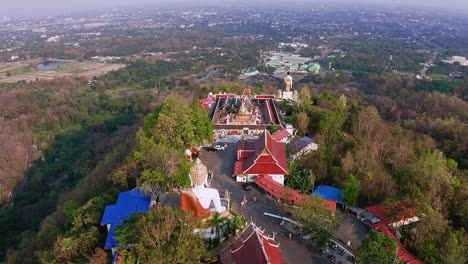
(1, 0, 468, 18)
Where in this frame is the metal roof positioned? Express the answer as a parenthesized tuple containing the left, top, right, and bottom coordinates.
(100, 189, 151, 249)
(312, 185, 345, 205)
(289, 136, 314, 154)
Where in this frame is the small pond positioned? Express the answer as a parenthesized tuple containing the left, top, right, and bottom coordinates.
(36, 61, 75, 70)
(200, 69, 217, 80)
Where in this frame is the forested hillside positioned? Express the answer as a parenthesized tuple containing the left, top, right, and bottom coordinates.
(0, 46, 466, 264)
(283, 78, 467, 263)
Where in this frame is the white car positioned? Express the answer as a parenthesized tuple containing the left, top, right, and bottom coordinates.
(213, 145, 225, 151)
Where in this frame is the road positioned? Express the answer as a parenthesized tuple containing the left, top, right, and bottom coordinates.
(418, 57, 435, 77)
(200, 143, 328, 264)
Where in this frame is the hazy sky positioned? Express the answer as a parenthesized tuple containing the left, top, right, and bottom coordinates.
(1, 0, 468, 17)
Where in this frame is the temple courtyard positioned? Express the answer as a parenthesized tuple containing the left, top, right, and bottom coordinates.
(200, 143, 327, 263)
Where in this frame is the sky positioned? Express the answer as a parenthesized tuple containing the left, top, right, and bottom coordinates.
(1, 0, 467, 17)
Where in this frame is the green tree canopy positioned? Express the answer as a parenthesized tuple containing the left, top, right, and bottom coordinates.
(356, 230, 397, 264)
(294, 197, 340, 250)
(143, 97, 213, 148)
(343, 173, 360, 206)
(116, 206, 208, 264)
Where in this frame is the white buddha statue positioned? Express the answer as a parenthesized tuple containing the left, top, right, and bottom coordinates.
(189, 159, 226, 213)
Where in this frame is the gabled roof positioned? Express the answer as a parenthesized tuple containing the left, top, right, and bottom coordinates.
(271, 129, 291, 142)
(365, 201, 420, 227)
(262, 100, 276, 125)
(239, 131, 288, 176)
(220, 222, 285, 264)
(312, 185, 345, 205)
(289, 136, 314, 154)
(366, 201, 424, 264)
(100, 189, 151, 249)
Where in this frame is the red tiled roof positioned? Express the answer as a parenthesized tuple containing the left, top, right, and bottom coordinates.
(365, 201, 419, 226)
(199, 98, 213, 109)
(240, 131, 289, 176)
(366, 201, 425, 264)
(254, 175, 335, 211)
(220, 222, 285, 264)
(199, 98, 211, 104)
(262, 100, 273, 124)
(237, 142, 255, 160)
(233, 161, 244, 176)
(255, 95, 275, 99)
(271, 129, 291, 142)
(256, 155, 277, 163)
(243, 89, 252, 94)
(245, 163, 289, 175)
(255, 175, 299, 201)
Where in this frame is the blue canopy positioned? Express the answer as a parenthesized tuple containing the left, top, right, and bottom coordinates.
(313, 185, 345, 205)
(100, 189, 151, 248)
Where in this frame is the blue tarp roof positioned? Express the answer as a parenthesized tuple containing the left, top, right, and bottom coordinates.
(289, 136, 314, 152)
(100, 189, 151, 248)
(312, 185, 345, 205)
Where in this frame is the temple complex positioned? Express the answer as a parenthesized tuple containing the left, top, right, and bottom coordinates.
(208, 90, 285, 139)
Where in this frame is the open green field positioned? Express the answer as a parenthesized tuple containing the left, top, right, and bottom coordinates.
(0, 60, 126, 83)
(429, 73, 450, 80)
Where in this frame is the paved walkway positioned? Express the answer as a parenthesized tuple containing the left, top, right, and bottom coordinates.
(200, 143, 328, 264)
(334, 210, 369, 251)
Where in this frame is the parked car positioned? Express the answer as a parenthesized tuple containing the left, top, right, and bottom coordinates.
(242, 183, 251, 190)
(204, 146, 218, 152)
(213, 145, 225, 151)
